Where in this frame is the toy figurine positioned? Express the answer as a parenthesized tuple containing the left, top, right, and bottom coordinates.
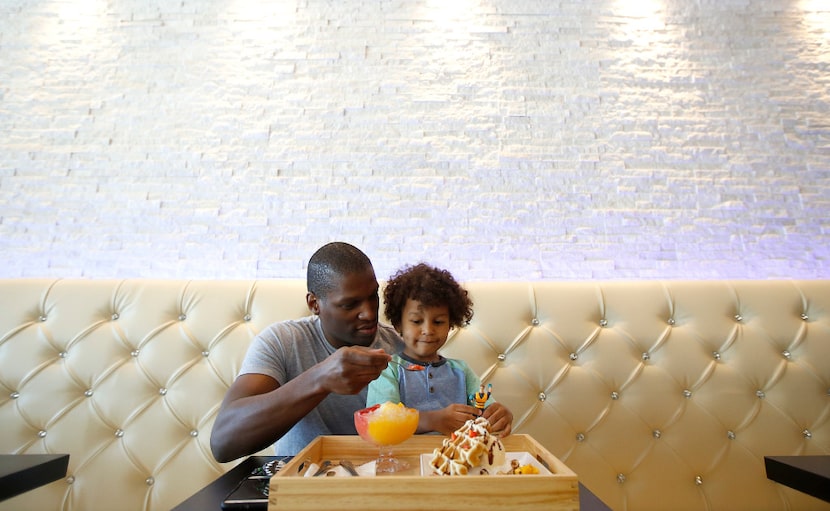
(471, 383, 492, 410)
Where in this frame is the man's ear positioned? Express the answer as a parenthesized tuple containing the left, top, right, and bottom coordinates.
(307, 292, 320, 315)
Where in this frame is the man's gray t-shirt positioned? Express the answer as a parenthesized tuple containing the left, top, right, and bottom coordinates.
(239, 315, 403, 456)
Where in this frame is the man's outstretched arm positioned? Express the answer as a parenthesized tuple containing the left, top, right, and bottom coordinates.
(209, 346, 391, 462)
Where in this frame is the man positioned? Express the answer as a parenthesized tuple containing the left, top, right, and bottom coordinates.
(210, 242, 403, 462)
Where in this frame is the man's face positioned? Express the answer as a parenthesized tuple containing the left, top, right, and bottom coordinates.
(308, 269, 380, 349)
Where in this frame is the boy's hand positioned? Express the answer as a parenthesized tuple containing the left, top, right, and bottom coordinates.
(483, 402, 513, 437)
(422, 404, 481, 435)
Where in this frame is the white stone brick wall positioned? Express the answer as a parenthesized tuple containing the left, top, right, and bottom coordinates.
(1, 0, 828, 281)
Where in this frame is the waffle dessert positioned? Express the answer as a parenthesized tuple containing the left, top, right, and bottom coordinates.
(429, 417, 505, 475)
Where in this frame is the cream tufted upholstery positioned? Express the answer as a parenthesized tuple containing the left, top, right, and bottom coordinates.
(1, 279, 828, 511)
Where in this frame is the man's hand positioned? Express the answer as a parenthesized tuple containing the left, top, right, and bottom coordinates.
(316, 346, 391, 395)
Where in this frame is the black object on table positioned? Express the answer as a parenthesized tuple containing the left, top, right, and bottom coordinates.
(172, 455, 613, 511)
(172, 456, 273, 511)
(0, 454, 70, 502)
(765, 455, 830, 503)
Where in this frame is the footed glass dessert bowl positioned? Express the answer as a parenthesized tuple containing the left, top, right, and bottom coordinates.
(354, 402, 419, 475)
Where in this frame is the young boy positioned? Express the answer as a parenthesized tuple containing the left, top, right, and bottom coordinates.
(367, 263, 513, 437)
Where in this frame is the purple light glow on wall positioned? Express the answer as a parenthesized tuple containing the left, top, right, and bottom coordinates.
(1, 0, 828, 281)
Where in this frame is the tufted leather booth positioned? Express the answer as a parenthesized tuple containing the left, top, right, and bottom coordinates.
(1, 279, 828, 511)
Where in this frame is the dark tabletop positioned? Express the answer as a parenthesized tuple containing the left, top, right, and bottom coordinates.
(0, 454, 69, 502)
(765, 455, 830, 503)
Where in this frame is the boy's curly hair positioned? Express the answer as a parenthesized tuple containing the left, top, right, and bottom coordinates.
(383, 263, 474, 329)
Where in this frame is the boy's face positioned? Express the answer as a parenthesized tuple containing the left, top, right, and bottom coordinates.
(399, 298, 451, 362)
(309, 269, 380, 349)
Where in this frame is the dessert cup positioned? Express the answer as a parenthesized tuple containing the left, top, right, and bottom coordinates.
(354, 402, 419, 474)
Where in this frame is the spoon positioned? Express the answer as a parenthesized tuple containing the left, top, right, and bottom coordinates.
(388, 360, 426, 371)
(340, 460, 359, 476)
(312, 460, 333, 477)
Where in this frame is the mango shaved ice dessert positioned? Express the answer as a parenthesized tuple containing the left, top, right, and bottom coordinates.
(354, 402, 419, 446)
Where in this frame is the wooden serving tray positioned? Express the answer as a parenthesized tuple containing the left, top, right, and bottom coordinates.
(269, 434, 579, 511)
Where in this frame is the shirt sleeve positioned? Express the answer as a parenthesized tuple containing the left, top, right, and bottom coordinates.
(239, 326, 287, 384)
(366, 363, 402, 406)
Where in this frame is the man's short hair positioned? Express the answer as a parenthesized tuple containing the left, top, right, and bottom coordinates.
(307, 242, 374, 298)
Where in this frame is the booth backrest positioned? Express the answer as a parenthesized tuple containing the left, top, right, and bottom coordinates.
(1, 279, 828, 511)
